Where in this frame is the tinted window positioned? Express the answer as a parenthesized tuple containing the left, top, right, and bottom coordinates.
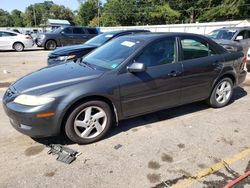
(73, 28, 85, 34)
(181, 39, 215, 60)
(135, 38, 176, 67)
(84, 38, 143, 70)
(85, 33, 114, 46)
(0, 32, 17, 37)
(63, 27, 72, 34)
(237, 30, 250, 39)
(87, 28, 98, 34)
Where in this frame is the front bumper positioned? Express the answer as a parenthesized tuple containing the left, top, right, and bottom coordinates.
(2, 100, 61, 138)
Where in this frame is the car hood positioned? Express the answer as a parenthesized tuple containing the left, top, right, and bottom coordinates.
(51, 44, 97, 56)
(12, 62, 104, 94)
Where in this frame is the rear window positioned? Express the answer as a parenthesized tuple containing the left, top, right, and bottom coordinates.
(87, 28, 98, 34)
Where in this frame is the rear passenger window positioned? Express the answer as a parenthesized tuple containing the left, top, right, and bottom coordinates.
(87, 28, 98, 34)
(73, 28, 85, 34)
(181, 39, 215, 60)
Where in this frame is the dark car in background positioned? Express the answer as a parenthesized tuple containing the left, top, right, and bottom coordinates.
(47, 30, 150, 65)
(36, 26, 98, 50)
(208, 27, 250, 53)
(3, 33, 247, 144)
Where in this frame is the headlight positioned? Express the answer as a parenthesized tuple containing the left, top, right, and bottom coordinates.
(56, 55, 76, 61)
(14, 95, 55, 106)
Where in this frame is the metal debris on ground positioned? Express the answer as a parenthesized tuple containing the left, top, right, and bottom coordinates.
(47, 144, 81, 164)
(114, 144, 122, 150)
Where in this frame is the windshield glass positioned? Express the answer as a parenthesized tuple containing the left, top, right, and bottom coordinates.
(85, 33, 115, 46)
(83, 37, 144, 70)
(208, 29, 237, 40)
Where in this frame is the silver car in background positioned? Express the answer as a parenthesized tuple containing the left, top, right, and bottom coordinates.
(0, 30, 33, 52)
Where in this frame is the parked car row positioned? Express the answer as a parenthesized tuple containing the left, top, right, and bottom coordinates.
(3, 32, 247, 144)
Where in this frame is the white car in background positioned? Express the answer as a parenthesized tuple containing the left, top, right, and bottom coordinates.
(0, 30, 33, 52)
(247, 47, 250, 72)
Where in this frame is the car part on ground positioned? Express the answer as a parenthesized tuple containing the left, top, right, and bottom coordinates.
(47, 29, 150, 66)
(2, 33, 247, 144)
(47, 144, 81, 164)
(0, 30, 33, 51)
(36, 26, 98, 50)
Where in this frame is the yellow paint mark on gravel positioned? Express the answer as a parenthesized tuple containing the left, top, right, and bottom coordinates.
(172, 148, 250, 188)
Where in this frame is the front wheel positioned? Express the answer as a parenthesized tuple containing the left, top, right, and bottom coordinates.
(45, 40, 57, 50)
(207, 78, 233, 108)
(65, 101, 113, 144)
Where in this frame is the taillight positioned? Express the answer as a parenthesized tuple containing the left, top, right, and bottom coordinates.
(243, 55, 247, 65)
(25, 35, 32, 39)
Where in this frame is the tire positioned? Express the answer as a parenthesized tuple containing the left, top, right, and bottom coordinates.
(13, 42, 24, 52)
(45, 40, 57, 50)
(207, 77, 234, 108)
(65, 100, 113, 144)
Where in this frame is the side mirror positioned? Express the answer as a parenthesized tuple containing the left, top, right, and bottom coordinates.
(61, 31, 65, 35)
(127, 62, 146, 73)
(236, 36, 243, 41)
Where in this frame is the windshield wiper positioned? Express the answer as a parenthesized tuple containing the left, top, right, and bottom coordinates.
(80, 61, 95, 70)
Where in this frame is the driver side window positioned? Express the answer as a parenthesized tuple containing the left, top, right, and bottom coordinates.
(135, 38, 176, 67)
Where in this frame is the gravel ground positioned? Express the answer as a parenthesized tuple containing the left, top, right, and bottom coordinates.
(0, 49, 249, 188)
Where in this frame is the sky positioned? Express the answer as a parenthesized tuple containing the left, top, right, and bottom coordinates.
(1, 0, 81, 12)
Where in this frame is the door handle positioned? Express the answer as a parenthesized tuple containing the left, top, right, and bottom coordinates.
(168, 71, 181, 77)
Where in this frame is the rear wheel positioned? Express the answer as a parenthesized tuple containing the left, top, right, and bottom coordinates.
(45, 40, 57, 50)
(13, 42, 24, 52)
(65, 101, 113, 144)
(207, 78, 233, 108)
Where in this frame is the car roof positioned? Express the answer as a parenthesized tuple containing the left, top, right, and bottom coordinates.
(217, 27, 250, 30)
(118, 32, 210, 41)
(103, 29, 150, 35)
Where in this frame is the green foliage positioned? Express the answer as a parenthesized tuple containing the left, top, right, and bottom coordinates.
(75, 0, 100, 26)
(0, 9, 13, 27)
(1, 0, 250, 27)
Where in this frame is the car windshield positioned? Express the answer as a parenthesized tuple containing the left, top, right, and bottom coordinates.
(208, 29, 237, 40)
(85, 33, 115, 46)
(83, 37, 144, 70)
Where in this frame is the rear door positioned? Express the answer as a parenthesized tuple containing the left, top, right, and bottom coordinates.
(178, 37, 224, 104)
(60, 27, 74, 46)
(0, 32, 16, 49)
(119, 37, 183, 117)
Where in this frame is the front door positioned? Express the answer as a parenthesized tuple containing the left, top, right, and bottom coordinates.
(119, 37, 183, 117)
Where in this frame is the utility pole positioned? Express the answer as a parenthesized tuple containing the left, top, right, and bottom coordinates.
(97, 0, 100, 27)
(32, 5, 37, 27)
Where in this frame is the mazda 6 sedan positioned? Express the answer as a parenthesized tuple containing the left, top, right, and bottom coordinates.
(3, 33, 247, 144)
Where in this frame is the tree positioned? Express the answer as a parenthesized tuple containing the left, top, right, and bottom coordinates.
(136, 0, 180, 25)
(75, 0, 100, 26)
(0, 9, 13, 27)
(101, 0, 136, 26)
(23, 1, 74, 27)
(11, 9, 24, 27)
